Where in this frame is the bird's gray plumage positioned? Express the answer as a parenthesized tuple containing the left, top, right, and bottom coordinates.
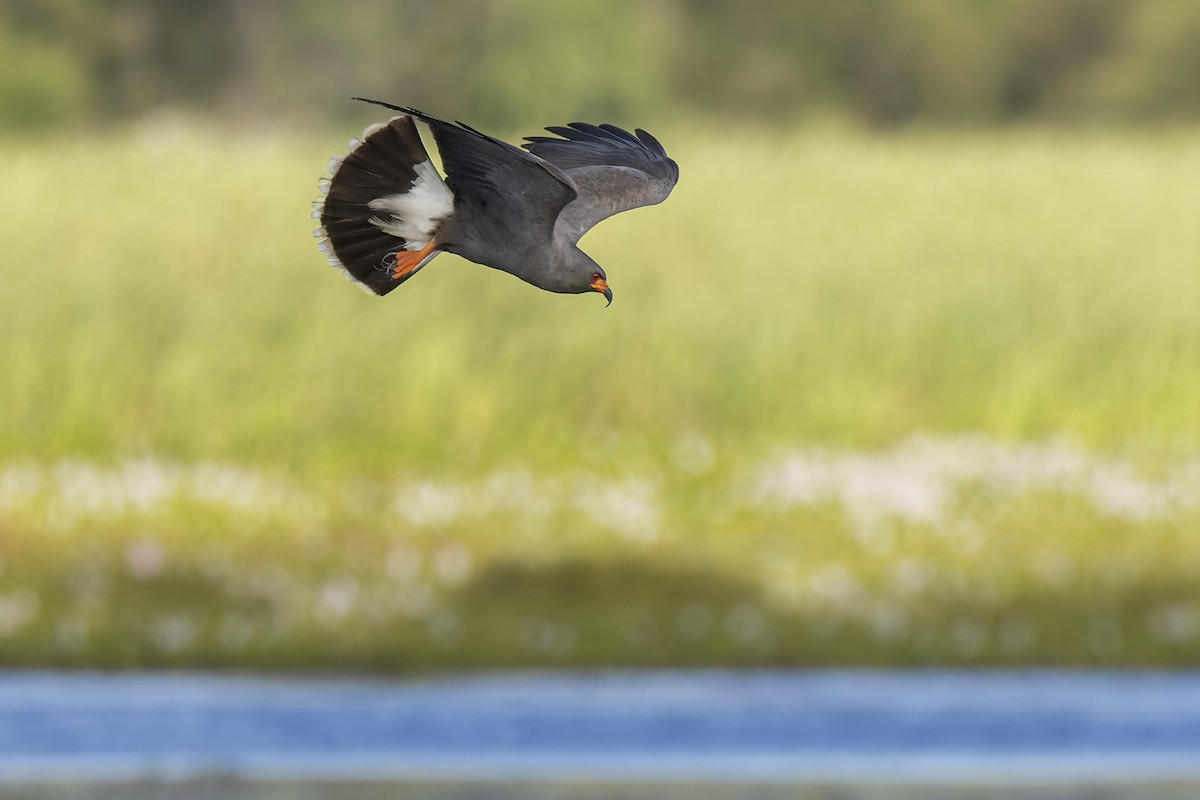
(523, 122, 680, 244)
(318, 99, 679, 301)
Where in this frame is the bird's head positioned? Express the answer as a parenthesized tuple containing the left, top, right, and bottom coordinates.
(588, 270, 612, 306)
(564, 251, 612, 306)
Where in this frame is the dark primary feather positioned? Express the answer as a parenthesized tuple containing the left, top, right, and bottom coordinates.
(523, 123, 677, 181)
(522, 122, 679, 243)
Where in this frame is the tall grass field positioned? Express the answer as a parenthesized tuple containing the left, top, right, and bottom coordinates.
(0, 124, 1198, 668)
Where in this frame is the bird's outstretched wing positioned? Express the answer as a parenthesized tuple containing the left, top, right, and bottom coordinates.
(522, 123, 679, 243)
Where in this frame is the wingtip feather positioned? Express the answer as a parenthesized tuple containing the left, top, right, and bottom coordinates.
(635, 128, 667, 155)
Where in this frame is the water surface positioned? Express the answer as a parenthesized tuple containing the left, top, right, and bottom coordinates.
(2, 670, 1198, 799)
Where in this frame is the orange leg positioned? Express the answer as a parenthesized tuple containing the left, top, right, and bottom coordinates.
(390, 240, 438, 281)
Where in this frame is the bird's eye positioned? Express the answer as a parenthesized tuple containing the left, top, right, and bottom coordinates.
(591, 273, 601, 282)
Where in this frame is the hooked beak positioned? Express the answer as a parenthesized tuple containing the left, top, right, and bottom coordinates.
(590, 276, 613, 307)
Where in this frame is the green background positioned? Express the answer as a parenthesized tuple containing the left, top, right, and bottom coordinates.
(0, 1, 1197, 669)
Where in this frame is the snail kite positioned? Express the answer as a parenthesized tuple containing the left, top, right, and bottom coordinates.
(314, 99, 679, 305)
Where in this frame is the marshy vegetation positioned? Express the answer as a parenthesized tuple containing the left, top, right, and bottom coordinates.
(1, 128, 1197, 668)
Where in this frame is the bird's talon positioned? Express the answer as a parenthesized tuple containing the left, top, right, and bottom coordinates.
(389, 241, 437, 281)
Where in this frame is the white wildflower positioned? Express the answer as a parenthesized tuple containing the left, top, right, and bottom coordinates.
(125, 538, 166, 580)
(315, 577, 359, 622)
(433, 544, 473, 586)
(385, 545, 423, 583)
(1148, 604, 1200, 643)
(149, 614, 197, 653)
(0, 590, 38, 636)
(395, 481, 464, 527)
(574, 476, 661, 542)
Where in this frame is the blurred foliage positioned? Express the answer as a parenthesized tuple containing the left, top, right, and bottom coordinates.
(0, 16, 88, 132)
(0, 128, 1198, 667)
(6, 0, 1200, 132)
(2, 1, 1199, 670)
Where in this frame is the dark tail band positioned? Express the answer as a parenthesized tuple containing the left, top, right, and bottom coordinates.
(314, 115, 442, 296)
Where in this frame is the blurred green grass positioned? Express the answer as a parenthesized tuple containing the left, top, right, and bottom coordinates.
(0, 125, 1198, 668)
(4, 125, 1198, 469)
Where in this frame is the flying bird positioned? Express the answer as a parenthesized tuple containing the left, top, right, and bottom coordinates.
(313, 99, 679, 305)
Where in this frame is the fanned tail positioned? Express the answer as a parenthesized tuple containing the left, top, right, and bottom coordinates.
(313, 115, 453, 296)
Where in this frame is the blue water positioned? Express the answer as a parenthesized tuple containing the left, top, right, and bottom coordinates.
(1, 670, 1199, 786)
